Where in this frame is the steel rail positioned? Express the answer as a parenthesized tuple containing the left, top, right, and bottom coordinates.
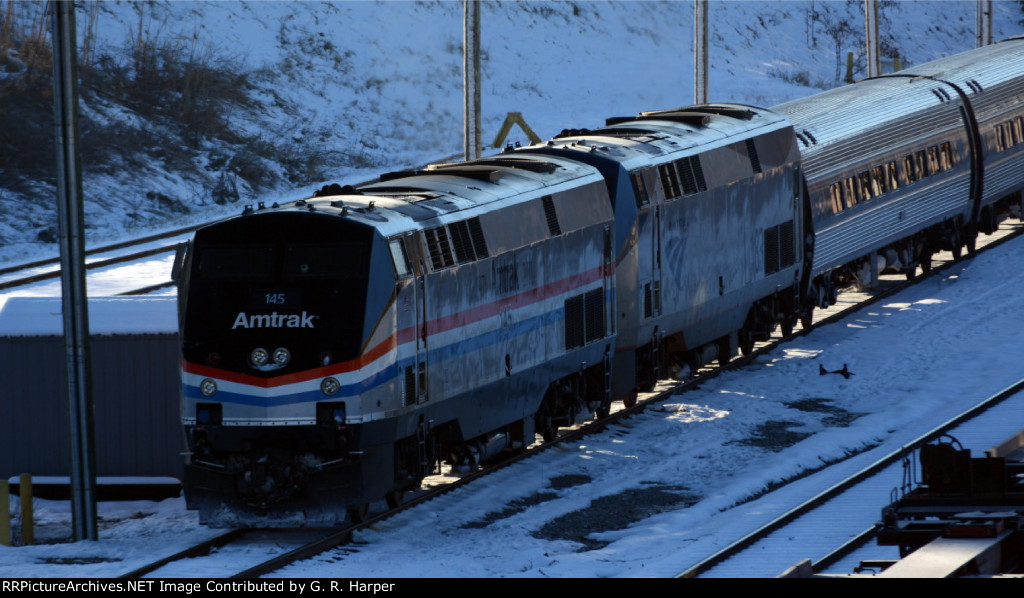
(0, 244, 181, 291)
(117, 529, 247, 579)
(0, 225, 205, 278)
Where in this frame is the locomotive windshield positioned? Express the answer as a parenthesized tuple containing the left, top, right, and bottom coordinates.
(181, 212, 377, 376)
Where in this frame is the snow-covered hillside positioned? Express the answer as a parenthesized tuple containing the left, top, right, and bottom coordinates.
(1, 0, 1022, 266)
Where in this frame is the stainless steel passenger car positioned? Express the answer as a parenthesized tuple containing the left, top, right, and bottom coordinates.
(774, 37, 1024, 304)
(900, 37, 1024, 235)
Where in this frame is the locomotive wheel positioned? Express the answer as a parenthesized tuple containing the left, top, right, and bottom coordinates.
(385, 490, 405, 510)
(799, 306, 815, 330)
(622, 389, 638, 408)
(738, 329, 754, 356)
(921, 252, 933, 273)
(780, 315, 795, 337)
(348, 503, 370, 523)
(537, 407, 558, 442)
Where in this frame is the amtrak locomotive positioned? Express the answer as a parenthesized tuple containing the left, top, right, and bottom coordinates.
(177, 38, 1024, 526)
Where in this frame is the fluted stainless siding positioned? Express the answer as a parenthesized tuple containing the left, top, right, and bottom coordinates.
(777, 76, 973, 275)
(904, 38, 1024, 205)
(0, 334, 184, 479)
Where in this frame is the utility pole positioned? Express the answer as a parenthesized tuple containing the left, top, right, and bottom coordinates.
(864, 0, 880, 78)
(694, 0, 708, 104)
(52, 0, 98, 541)
(976, 0, 992, 47)
(463, 0, 482, 161)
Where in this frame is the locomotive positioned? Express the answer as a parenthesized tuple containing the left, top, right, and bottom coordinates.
(177, 38, 1024, 526)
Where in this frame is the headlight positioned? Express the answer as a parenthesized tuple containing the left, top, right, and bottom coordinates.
(250, 347, 269, 367)
(272, 347, 291, 365)
(317, 401, 346, 425)
(321, 377, 341, 396)
(200, 378, 218, 397)
(196, 402, 222, 425)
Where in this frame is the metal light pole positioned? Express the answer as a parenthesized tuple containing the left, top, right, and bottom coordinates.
(864, 0, 880, 78)
(52, 0, 98, 541)
(976, 0, 992, 47)
(694, 0, 708, 104)
(464, 0, 482, 161)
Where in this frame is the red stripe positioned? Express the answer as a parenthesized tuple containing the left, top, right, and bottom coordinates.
(425, 265, 606, 335)
(183, 333, 399, 387)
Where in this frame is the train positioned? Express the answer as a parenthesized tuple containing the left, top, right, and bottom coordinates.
(175, 38, 1024, 527)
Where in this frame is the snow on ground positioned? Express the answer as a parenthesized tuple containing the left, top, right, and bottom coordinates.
(1, 228, 1023, 578)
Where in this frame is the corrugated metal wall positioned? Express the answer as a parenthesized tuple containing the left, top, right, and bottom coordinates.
(0, 334, 183, 480)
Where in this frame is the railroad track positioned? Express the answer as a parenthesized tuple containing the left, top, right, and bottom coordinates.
(0, 227, 197, 293)
(117, 528, 336, 579)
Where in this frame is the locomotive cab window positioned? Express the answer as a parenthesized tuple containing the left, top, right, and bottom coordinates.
(389, 238, 411, 278)
(283, 244, 366, 282)
(198, 245, 275, 280)
(631, 170, 650, 207)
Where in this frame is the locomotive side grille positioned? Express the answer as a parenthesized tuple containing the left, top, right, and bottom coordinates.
(564, 295, 585, 350)
(658, 162, 681, 200)
(449, 220, 476, 264)
(677, 157, 698, 195)
(584, 289, 604, 342)
(764, 220, 796, 275)
(542, 195, 562, 236)
(404, 366, 416, 406)
(746, 138, 762, 173)
(425, 226, 455, 269)
(691, 155, 707, 191)
(780, 220, 796, 268)
(468, 217, 489, 259)
(764, 226, 781, 275)
(565, 289, 606, 350)
(642, 281, 661, 318)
